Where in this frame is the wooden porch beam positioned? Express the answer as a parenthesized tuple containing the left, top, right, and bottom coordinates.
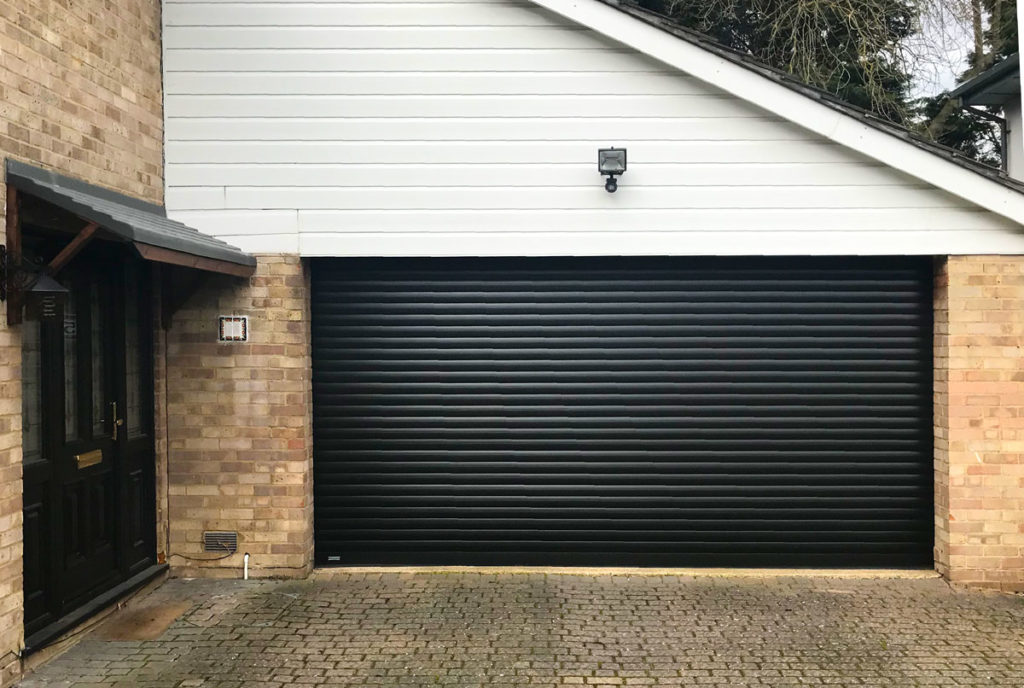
(46, 221, 99, 276)
(134, 242, 256, 278)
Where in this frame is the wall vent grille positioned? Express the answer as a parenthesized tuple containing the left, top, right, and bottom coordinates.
(203, 531, 238, 554)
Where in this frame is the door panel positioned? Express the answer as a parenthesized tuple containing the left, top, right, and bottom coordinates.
(22, 487, 48, 629)
(119, 258, 157, 575)
(56, 265, 119, 608)
(22, 241, 157, 638)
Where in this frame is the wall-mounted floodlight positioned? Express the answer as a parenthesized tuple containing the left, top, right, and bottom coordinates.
(598, 148, 627, 193)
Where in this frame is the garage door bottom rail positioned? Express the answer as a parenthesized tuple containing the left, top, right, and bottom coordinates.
(317, 551, 933, 568)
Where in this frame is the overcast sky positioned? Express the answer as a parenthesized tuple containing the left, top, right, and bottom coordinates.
(907, 2, 975, 99)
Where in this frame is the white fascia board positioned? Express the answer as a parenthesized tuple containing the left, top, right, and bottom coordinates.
(529, 0, 1024, 228)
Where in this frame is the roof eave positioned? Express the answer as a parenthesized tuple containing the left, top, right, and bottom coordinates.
(950, 54, 1021, 105)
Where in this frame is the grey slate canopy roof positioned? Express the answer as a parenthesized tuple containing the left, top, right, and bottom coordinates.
(950, 54, 1020, 107)
(602, 0, 1024, 194)
(6, 159, 256, 269)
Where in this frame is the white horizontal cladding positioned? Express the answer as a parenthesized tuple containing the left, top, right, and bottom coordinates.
(164, 72, 705, 96)
(175, 208, 300, 235)
(294, 208, 1013, 233)
(169, 207, 1024, 254)
(294, 229, 1024, 256)
(164, 26, 595, 50)
(164, 1, 555, 26)
(165, 117, 804, 142)
(162, 0, 1024, 256)
(165, 141, 851, 164)
(166, 185, 961, 211)
(165, 162, 910, 188)
(166, 95, 762, 119)
(170, 206, 1017, 236)
(164, 49, 652, 73)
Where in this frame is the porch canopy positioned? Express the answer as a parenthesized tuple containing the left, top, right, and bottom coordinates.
(5, 159, 255, 278)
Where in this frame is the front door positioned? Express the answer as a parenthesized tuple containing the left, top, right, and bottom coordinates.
(22, 241, 156, 643)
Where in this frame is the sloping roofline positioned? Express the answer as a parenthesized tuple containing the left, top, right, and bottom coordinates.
(529, 0, 1024, 227)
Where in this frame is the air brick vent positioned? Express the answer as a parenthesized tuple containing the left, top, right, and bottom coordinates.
(203, 531, 238, 554)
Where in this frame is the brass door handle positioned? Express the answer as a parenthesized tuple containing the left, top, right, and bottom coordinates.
(111, 401, 124, 441)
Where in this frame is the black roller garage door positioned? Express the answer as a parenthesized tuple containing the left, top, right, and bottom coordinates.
(311, 257, 933, 567)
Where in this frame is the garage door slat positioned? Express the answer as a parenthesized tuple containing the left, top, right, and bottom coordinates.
(322, 506, 927, 519)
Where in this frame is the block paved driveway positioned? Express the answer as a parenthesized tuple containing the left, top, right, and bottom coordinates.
(18, 571, 1024, 687)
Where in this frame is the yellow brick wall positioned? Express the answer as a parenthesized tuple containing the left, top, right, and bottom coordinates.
(0, 0, 163, 681)
(937, 256, 1024, 590)
(164, 256, 314, 578)
(0, 0, 163, 200)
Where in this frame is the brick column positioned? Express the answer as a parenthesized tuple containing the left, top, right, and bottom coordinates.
(936, 256, 1024, 590)
(164, 255, 313, 578)
(934, 259, 950, 579)
(0, 318, 20, 685)
(153, 268, 170, 564)
(0, 181, 23, 688)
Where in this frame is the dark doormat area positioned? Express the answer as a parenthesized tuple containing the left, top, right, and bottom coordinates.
(95, 601, 193, 641)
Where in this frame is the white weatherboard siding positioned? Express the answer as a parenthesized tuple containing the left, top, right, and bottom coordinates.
(162, 0, 1024, 256)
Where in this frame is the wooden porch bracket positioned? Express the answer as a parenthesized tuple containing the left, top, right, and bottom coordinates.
(46, 221, 100, 276)
(5, 188, 98, 325)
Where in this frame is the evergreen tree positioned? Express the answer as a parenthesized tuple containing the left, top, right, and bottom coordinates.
(636, 0, 918, 125)
(920, 0, 1017, 167)
(637, 0, 1018, 167)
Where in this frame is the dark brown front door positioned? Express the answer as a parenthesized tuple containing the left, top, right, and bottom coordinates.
(22, 242, 156, 643)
